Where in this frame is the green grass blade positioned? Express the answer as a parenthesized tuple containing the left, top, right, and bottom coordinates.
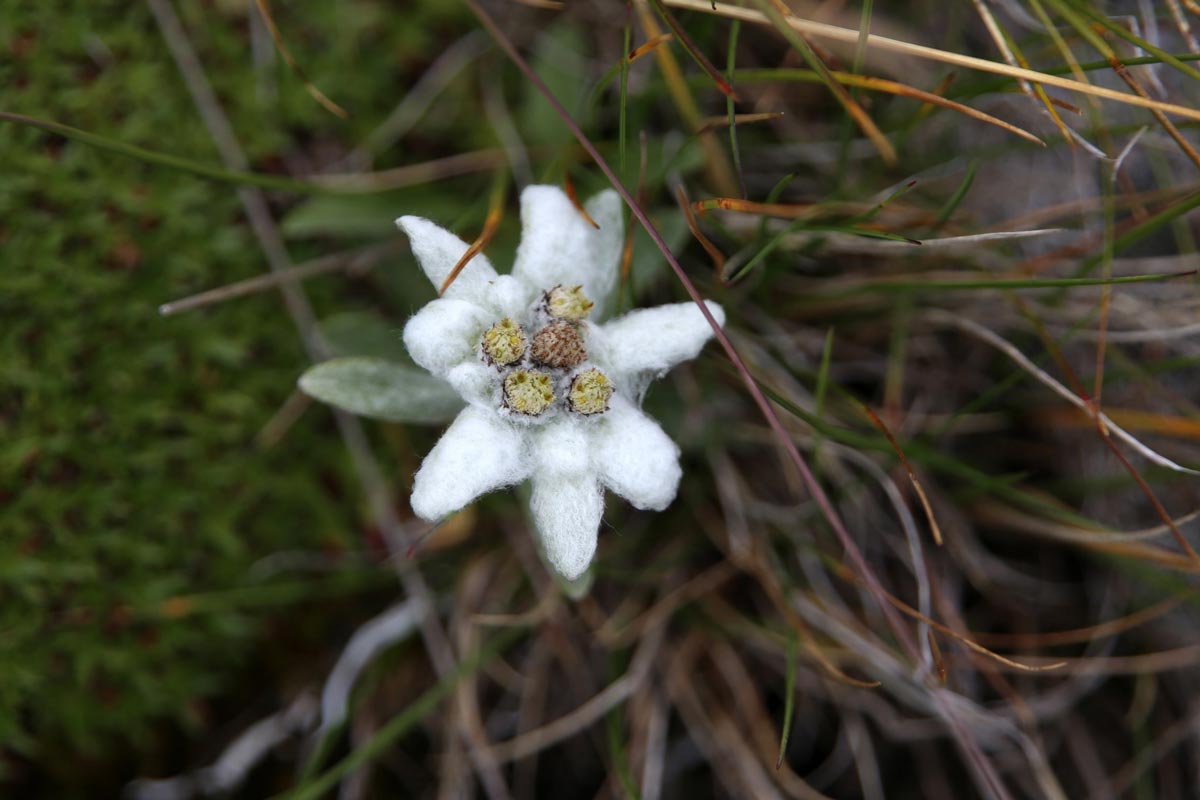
(1033, 0, 1113, 61)
(757, 172, 797, 238)
(820, 271, 1191, 297)
(721, 53, 1200, 98)
(650, 0, 738, 100)
(747, 371, 1097, 526)
(810, 225, 919, 243)
(620, 8, 632, 177)
(814, 349, 836, 418)
(806, 326, 837, 484)
(1, 111, 326, 193)
(836, 0, 875, 189)
(606, 699, 642, 799)
(749, 0, 896, 164)
(852, 0, 874, 75)
(1066, 0, 1200, 84)
(849, 179, 919, 224)
(776, 630, 798, 768)
(728, 222, 918, 284)
(727, 18, 746, 198)
(929, 161, 978, 234)
(1083, 192, 1200, 273)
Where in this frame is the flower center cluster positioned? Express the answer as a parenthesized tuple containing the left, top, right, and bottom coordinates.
(480, 285, 613, 417)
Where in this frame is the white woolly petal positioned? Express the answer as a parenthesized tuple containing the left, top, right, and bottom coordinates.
(480, 274, 535, 320)
(532, 417, 590, 477)
(530, 471, 603, 582)
(402, 298, 491, 376)
(592, 396, 681, 510)
(512, 186, 623, 316)
(410, 407, 530, 521)
(396, 215, 498, 303)
(444, 361, 498, 407)
(600, 301, 724, 381)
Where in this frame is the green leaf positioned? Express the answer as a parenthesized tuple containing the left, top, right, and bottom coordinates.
(629, 210, 689, 295)
(299, 358, 463, 424)
(318, 312, 410, 363)
(281, 187, 477, 240)
(282, 193, 412, 239)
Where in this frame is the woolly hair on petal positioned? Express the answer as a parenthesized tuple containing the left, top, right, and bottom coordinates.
(600, 301, 725, 380)
(410, 406, 531, 521)
(512, 186, 624, 317)
(395, 215, 499, 303)
(532, 417, 591, 476)
(402, 298, 492, 376)
(590, 397, 682, 511)
(444, 362, 497, 407)
(479, 274, 536, 321)
(529, 472, 604, 581)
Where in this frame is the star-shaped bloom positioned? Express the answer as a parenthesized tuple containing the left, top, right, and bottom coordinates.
(399, 185, 723, 585)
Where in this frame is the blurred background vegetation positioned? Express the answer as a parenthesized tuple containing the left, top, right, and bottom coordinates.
(5, 0, 1200, 797)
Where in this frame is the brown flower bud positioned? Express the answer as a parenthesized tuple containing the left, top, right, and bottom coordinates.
(530, 321, 586, 369)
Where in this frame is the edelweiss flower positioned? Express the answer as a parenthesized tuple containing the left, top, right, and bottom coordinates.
(399, 185, 723, 585)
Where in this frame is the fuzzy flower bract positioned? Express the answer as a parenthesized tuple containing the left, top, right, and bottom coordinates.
(399, 185, 723, 587)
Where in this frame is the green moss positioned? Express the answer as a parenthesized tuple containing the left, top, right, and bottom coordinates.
(0, 0, 471, 783)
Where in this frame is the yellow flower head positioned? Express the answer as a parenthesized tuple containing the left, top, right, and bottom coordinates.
(503, 369, 556, 415)
(545, 285, 594, 321)
(568, 368, 614, 416)
(481, 318, 527, 366)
